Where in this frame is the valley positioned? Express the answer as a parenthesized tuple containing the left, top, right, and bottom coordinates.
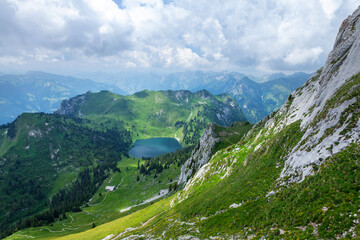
(0, 88, 248, 239)
(1, 3, 360, 240)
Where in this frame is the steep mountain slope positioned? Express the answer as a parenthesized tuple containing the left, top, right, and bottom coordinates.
(44, 6, 360, 240)
(56, 89, 247, 145)
(0, 72, 126, 124)
(178, 121, 252, 185)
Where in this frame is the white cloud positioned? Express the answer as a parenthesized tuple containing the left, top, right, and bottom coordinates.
(320, 0, 342, 19)
(0, 0, 358, 73)
(284, 47, 324, 65)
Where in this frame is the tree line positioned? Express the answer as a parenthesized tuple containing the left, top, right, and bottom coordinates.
(139, 145, 194, 176)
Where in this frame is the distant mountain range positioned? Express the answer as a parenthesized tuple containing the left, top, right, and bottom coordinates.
(0, 71, 311, 124)
(0, 72, 126, 124)
(76, 71, 311, 122)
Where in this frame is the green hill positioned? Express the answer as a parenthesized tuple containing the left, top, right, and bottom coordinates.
(55, 89, 247, 145)
(0, 113, 132, 237)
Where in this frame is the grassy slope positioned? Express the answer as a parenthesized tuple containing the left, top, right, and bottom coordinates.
(0, 113, 130, 235)
(5, 121, 253, 240)
(5, 155, 181, 240)
(213, 121, 253, 153)
(59, 90, 246, 144)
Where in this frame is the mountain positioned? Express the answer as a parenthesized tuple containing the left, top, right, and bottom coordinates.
(55, 89, 247, 145)
(227, 73, 310, 123)
(76, 70, 311, 123)
(0, 71, 126, 124)
(150, 71, 311, 123)
(30, 6, 360, 239)
(0, 70, 309, 125)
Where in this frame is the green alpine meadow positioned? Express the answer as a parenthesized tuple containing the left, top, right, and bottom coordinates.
(1, 2, 360, 240)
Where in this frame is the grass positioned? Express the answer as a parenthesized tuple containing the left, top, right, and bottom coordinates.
(56, 197, 172, 240)
(7, 117, 360, 239)
(59, 90, 246, 145)
(84, 124, 360, 240)
(0, 113, 131, 236)
(5, 156, 181, 239)
(213, 121, 253, 153)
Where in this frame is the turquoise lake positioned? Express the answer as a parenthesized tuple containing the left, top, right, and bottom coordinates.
(129, 137, 182, 158)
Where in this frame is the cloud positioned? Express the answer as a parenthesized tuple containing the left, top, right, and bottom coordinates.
(0, 0, 358, 73)
(320, 0, 342, 19)
(284, 47, 324, 65)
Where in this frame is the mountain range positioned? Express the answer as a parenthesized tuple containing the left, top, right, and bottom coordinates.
(2, 4, 360, 240)
(76, 71, 311, 123)
(0, 72, 126, 124)
(0, 71, 310, 125)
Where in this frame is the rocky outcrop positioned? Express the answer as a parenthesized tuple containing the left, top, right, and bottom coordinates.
(55, 93, 88, 116)
(178, 123, 220, 185)
(251, 6, 360, 182)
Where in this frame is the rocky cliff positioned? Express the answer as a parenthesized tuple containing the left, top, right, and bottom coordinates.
(178, 123, 219, 185)
(271, 6, 360, 182)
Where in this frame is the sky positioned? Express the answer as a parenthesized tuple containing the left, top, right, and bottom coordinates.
(0, 0, 358, 75)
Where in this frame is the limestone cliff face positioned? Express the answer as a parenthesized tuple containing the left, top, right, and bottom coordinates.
(55, 93, 88, 117)
(246, 6, 360, 183)
(178, 123, 219, 185)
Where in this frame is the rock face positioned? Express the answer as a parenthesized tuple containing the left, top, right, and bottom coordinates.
(254, 6, 360, 182)
(178, 123, 219, 185)
(55, 93, 88, 116)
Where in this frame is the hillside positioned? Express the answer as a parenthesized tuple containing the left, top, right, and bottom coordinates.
(0, 113, 132, 237)
(0, 72, 126, 124)
(5, 121, 253, 240)
(56, 89, 247, 145)
(32, 5, 360, 240)
(76, 71, 310, 123)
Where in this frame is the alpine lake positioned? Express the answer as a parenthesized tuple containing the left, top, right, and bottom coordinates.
(129, 137, 183, 158)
